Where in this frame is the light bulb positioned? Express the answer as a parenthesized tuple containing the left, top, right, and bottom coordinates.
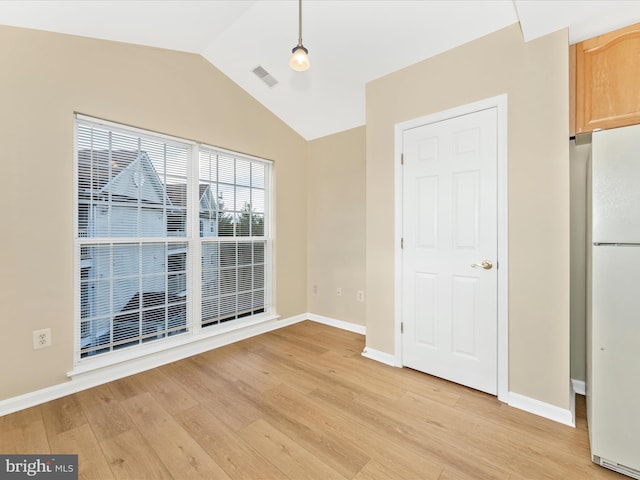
(290, 46, 310, 72)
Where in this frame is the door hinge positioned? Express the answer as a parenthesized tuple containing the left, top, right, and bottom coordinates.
(401, 153, 404, 165)
(401, 322, 404, 334)
(401, 237, 404, 249)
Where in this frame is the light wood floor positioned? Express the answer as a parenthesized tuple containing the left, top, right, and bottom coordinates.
(0, 321, 624, 479)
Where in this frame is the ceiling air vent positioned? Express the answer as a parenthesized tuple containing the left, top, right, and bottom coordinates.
(252, 66, 278, 88)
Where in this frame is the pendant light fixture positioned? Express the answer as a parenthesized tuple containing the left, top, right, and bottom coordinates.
(290, 0, 310, 71)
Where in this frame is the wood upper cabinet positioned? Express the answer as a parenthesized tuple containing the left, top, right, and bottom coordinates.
(574, 22, 640, 134)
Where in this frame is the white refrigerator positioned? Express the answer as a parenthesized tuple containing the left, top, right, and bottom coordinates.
(588, 123, 640, 479)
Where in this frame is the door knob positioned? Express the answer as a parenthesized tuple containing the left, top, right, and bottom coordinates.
(471, 260, 493, 270)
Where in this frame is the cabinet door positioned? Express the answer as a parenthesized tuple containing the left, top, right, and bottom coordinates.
(576, 23, 640, 134)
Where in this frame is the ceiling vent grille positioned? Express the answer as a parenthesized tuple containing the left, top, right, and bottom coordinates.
(252, 66, 278, 88)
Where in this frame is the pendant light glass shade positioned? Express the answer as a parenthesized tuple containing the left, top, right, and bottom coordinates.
(290, 0, 309, 71)
(290, 45, 310, 71)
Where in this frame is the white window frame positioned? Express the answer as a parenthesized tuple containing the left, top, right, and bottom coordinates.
(73, 114, 274, 369)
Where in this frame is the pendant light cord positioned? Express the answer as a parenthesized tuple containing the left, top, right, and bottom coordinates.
(289, 0, 309, 71)
(298, 0, 303, 47)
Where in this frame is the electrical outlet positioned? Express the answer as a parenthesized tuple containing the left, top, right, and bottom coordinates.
(357, 290, 365, 302)
(336, 287, 342, 297)
(33, 328, 52, 350)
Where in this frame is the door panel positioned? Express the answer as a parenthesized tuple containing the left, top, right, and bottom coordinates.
(452, 171, 479, 249)
(452, 275, 479, 358)
(417, 176, 438, 247)
(402, 107, 498, 395)
(415, 272, 437, 347)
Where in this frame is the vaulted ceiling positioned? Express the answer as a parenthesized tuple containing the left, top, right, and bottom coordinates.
(2, 1, 639, 140)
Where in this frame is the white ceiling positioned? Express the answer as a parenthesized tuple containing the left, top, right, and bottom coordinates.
(2, 0, 640, 140)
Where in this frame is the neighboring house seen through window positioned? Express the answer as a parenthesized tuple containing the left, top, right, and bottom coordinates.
(75, 115, 272, 363)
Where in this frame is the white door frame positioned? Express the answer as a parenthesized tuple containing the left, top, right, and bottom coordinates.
(394, 94, 509, 402)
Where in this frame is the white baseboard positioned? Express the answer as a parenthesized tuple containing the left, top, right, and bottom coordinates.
(1, 310, 579, 431)
(0, 313, 307, 417)
(361, 347, 398, 367)
(304, 315, 397, 369)
(569, 378, 585, 429)
(313, 314, 577, 428)
(0, 313, 364, 417)
(508, 392, 575, 427)
(306, 313, 366, 335)
(572, 378, 586, 396)
(305, 315, 400, 368)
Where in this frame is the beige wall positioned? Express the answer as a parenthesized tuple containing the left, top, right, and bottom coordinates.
(570, 140, 590, 382)
(0, 26, 307, 400)
(0, 22, 574, 411)
(307, 127, 366, 326)
(365, 25, 571, 408)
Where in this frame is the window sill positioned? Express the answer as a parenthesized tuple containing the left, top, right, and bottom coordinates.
(67, 313, 280, 379)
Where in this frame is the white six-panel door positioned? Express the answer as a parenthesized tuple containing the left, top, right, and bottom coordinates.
(401, 107, 498, 395)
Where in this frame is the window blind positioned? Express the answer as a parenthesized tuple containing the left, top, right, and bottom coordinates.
(198, 148, 270, 327)
(76, 119, 191, 358)
(75, 115, 272, 363)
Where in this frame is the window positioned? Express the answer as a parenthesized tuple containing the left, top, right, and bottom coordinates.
(75, 116, 272, 363)
(199, 149, 268, 327)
